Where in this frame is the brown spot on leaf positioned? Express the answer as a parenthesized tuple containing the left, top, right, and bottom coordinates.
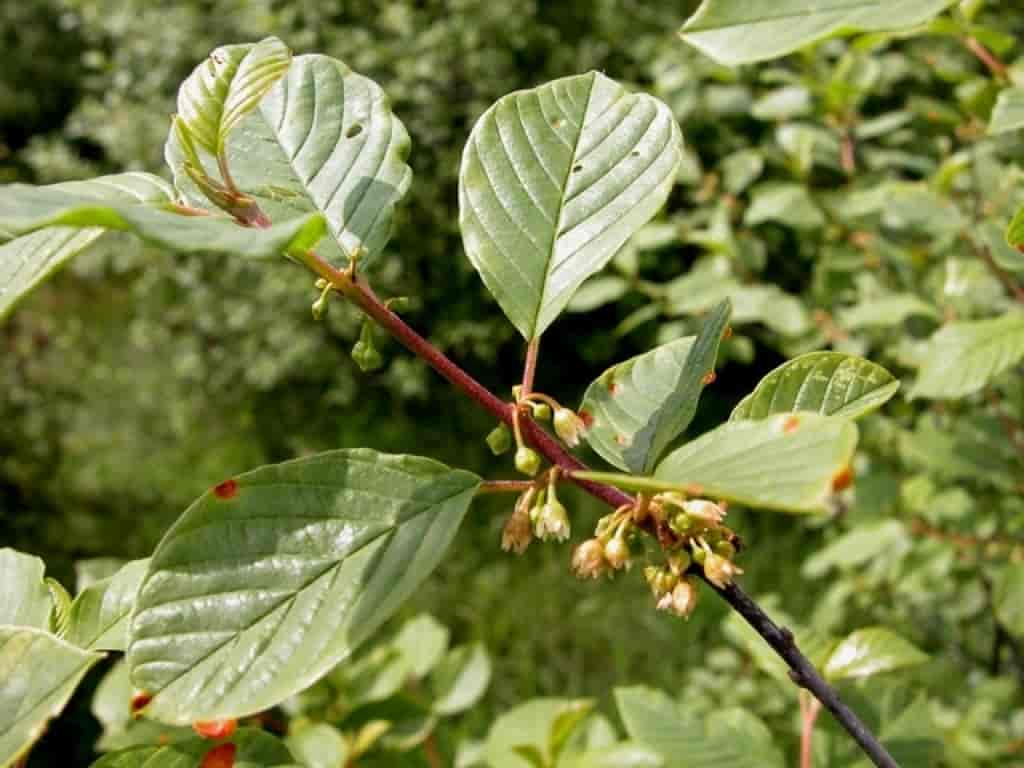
(685, 484, 704, 496)
(194, 719, 238, 740)
(130, 692, 152, 716)
(214, 479, 238, 500)
(831, 466, 855, 492)
(701, 371, 717, 386)
(615, 434, 631, 446)
(783, 415, 801, 433)
(579, 410, 594, 428)
(722, 326, 733, 340)
(607, 377, 620, 395)
(201, 743, 237, 768)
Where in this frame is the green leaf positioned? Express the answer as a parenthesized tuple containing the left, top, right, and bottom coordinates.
(988, 87, 1024, 135)
(994, 563, 1024, 638)
(0, 172, 327, 265)
(823, 627, 928, 680)
(730, 352, 899, 421)
(679, 0, 956, 66)
(837, 294, 939, 329)
(651, 414, 858, 513)
(0, 226, 107, 322)
(1007, 206, 1024, 250)
(549, 701, 594, 761)
(431, 644, 492, 716)
(392, 614, 450, 679)
(0, 626, 103, 767)
(0, 548, 52, 629)
(484, 699, 591, 768)
(802, 521, 908, 578)
(66, 559, 148, 651)
(580, 300, 730, 473)
(567, 276, 631, 313)
(90, 728, 300, 768)
(744, 183, 824, 230)
(980, 220, 1024, 273)
(91, 660, 192, 753)
(614, 687, 783, 768)
(128, 449, 479, 725)
(559, 744, 664, 768)
(177, 38, 292, 155)
(47, 579, 74, 639)
(729, 285, 810, 336)
(458, 71, 683, 340)
(168, 54, 411, 268)
(910, 312, 1024, 399)
(286, 723, 349, 768)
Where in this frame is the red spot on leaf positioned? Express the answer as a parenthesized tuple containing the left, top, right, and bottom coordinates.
(578, 410, 594, 429)
(831, 466, 855, 492)
(1017, 244, 1024, 254)
(722, 326, 733, 340)
(193, 719, 238, 740)
(201, 743, 237, 768)
(615, 434, 630, 446)
(783, 416, 801, 433)
(214, 479, 238, 500)
(130, 692, 152, 716)
(701, 371, 717, 386)
(607, 377, 619, 395)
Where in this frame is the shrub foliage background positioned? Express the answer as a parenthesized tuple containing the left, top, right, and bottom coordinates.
(1, 0, 1023, 765)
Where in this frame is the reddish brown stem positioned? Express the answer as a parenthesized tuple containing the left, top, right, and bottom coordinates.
(977, 244, 1024, 303)
(964, 36, 1008, 81)
(521, 338, 540, 397)
(800, 691, 823, 768)
(478, 480, 537, 494)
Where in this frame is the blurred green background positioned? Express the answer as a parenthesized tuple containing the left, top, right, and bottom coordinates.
(3, 1, 1024, 765)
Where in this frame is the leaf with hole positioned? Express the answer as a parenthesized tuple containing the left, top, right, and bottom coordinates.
(680, 0, 956, 66)
(127, 449, 479, 724)
(168, 52, 411, 268)
(459, 71, 682, 340)
(580, 300, 730, 473)
(730, 352, 899, 421)
(0, 627, 103, 767)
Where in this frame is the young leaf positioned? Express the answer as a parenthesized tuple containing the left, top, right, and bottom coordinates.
(168, 54, 412, 268)
(910, 312, 1024, 399)
(89, 728, 300, 768)
(679, 0, 956, 66)
(580, 300, 731, 473)
(823, 627, 928, 681)
(459, 71, 683, 340)
(652, 414, 858, 513)
(127, 449, 480, 725)
(988, 86, 1024, 135)
(1007, 206, 1024, 250)
(177, 38, 292, 155)
(431, 644, 492, 716)
(0, 627, 103, 767)
(0, 548, 53, 629)
(65, 559, 149, 651)
(730, 352, 899, 421)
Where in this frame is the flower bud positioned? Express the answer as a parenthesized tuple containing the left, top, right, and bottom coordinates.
(531, 402, 552, 422)
(645, 565, 678, 597)
(667, 551, 692, 576)
(604, 536, 631, 570)
(669, 512, 692, 535)
(702, 547, 744, 589)
(670, 578, 700, 618)
(535, 499, 570, 542)
(683, 499, 726, 527)
(501, 502, 532, 554)
(571, 539, 606, 579)
(311, 293, 330, 320)
(553, 408, 585, 447)
(714, 539, 736, 560)
(486, 423, 513, 455)
(515, 446, 541, 476)
(352, 320, 383, 371)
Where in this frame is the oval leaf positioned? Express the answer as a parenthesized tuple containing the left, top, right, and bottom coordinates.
(128, 449, 479, 724)
(168, 54, 411, 268)
(910, 312, 1024, 399)
(988, 86, 1024, 135)
(823, 627, 928, 681)
(0, 548, 52, 629)
(680, 0, 955, 66)
(581, 300, 731, 474)
(90, 728, 300, 768)
(0, 626, 103, 766)
(730, 352, 899, 421)
(431, 644, 492, 716)
(652, 414, 858, 513)
(459, 71, 683, 340)
(66, 559, 149, 652)
(994, 563, 1024, 638)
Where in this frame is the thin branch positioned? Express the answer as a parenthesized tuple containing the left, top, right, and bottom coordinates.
(964, 36, 1009, 82)
(976, 242, 1024, 303)
(522, 338, 540, 398)
(800, 690, 823, 768)
(478, 480, 537, 495)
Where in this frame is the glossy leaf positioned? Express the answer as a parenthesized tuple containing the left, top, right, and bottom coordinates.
(730, 352, 899, 421)
(824, 627, 928, 680)
(177, 38, 291, 155)
(0, 626, 103, 766)
(651, 414, 858, 513)
(988, 87, 1024, 135)
(66, 559, 149, 651)
(0, 548, 52, 629)
(680, 0, 955, 66)
(168, 53, 411, 268)
(128, 449, 480, 724)
(0, 226, 107, 321)
(431, 644, 492, 716)
(459, 71, 683, 340)
(994, 563, 1024, 638)
(0, 172, 326, 263)
(580, 300, 730, 473)
(910, 312, 1024, 399)
(90, 728, 300, 768)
